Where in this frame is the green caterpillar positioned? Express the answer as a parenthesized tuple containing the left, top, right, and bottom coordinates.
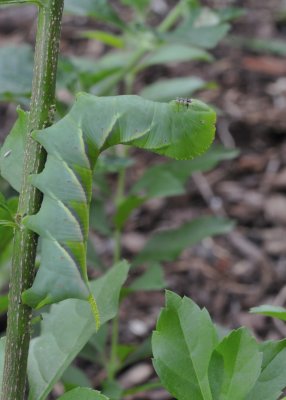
(3, 94, 215, 325)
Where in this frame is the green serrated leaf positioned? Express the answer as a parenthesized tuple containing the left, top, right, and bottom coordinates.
(245, 339, 286, 400)
(208, 328, 262, 400)
(135, 216, 234, 264)
(58, 388, 109, 400)
(152, 291, 218, 400)
(28, 261, 129, 400)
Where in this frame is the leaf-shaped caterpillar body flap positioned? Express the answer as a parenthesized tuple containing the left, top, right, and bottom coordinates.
(22, 94, 216, 309)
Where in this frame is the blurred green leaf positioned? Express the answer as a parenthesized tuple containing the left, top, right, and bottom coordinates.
(28, 261, 129, 400)
(62, 365, 91, 391)
(87, 239, 104, 271)
(114, 195, 145, 230)
(217, 7, 245, 23)
(135, 216, 234, 264)
(142, 44, 212, 67)
(123, 337, 152, 368)
(130, 145, 239, 198)
(168, 22, 230, 49)
(58, 52, 128, 93)
(79, 324, 108, 365)
(96, 153, 134, 174)
(129, 264, 166, 291)
(246, 340, 286, 400)
(140, 77, 210, 102)
(116, 344, 135, 364)
(90, 198, 111, 236)
(81, 31, 124, 48)
(121, 0, 151, 13)
(209, 328, 262, 399)
(229, 35, 286, 56)
(250, 305, 286, 321)
(0, 45, 33, 101)
(111, 145, 237, 232)
(152, 291, 218, 399)
(64, 0, 124, 28)
(131, 168, 185, 198)
(58, 388, 109, 400)
(102, 380, 123, 400)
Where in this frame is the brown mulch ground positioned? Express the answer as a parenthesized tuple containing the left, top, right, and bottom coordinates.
(1, 0, 286, 398)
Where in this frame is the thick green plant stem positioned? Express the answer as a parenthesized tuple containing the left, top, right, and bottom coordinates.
(157, 0, 185, 32)
(1, 1, 64, 399)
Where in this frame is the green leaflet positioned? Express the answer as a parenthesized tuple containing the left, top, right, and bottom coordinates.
(152, 291, 218, 400)
(21, 94, 215, 310)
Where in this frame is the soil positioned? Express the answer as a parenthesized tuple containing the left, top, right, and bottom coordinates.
(0, 0, 286, 398)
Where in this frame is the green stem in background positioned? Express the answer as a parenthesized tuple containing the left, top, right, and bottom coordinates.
(108, 145, 128, 381)
(106, 0, 186, 382)
(123, 381, 162, 396)
(1, 1, 64, 399)
(113, 147, 128, 264)
(157, 0, 186, 32)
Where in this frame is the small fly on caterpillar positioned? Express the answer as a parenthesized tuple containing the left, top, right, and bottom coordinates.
(176, 97, 192, 108)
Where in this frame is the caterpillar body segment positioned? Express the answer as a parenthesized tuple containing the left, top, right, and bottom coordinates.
(22, 94, 216, 315)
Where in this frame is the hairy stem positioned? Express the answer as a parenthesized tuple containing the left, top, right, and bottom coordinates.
(1, 1, 64, 399)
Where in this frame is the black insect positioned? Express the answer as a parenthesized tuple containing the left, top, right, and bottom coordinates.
(176, 97, 192, 107)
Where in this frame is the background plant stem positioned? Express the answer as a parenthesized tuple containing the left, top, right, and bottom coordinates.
(107, 1, 185, 381)
(157, 0, 185, 32)
(1, 1, 64, 398)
